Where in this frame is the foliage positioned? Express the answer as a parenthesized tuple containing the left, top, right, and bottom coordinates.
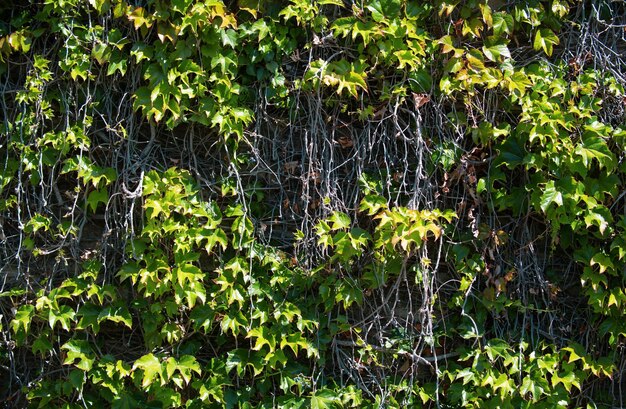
(1, 0, 626, 407)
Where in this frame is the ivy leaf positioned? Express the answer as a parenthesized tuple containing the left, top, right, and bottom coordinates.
(310, 389, 342, 409)
(539, 181, 563, 212)
(479, 3, 492, 27)
(505, 70, 531, 96)
(365, 0, 397, 22)
(455, 368, 476, 385)
(438, 35, 458, 54)
(190, 304, 215, 333)
(265, 348, 288, 368)
(87, 188, 109, 213)
(48, 305, 76, 331)
(247, 326, 276, 353)
(92, 42, 111, 64)
(485, 338, 510, 361)
(280, 332, 308, 356)
(76, 303, 101, 334)
(551, 367, 580, 392)
(465, 50, 485, 72)
(97, 306, 133, 329)
(492, 12, 513, 36)
(590, 252, 614, 274)
(106, 55, 127, 76)
(171, 0, 193, 13)
(176, 355, 201, 384)
(68, 369, 86, 390)
(584, 209, 610, 235)
(144, 198, 165, 219)
(11, 304, 34, 337)
(62, 340, 95, 371)
(575, 133, 615, 171)
(220, 310, 247, 335)
(482, 40, 510, 62)
(533, 28, 559, 56)
(497, 138, 525, 168)
(132, 353, 162, 388)
(220, 29, 238, 48)
(352, 20, 379, 44)
(329, 212, 351, 230)
(359, 195, 387, 215)
(520, 376, 545, 402)
(562, 343, 587, 364)
(112, 392, 139, 409)
(127, 6, 153, 31)
(492, 373, 513, 394)
(225, 349, 247, 376)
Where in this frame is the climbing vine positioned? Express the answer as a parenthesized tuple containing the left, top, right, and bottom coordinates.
(1, 0, 626, 407)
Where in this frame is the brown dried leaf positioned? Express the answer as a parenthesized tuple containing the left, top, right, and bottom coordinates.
(412, 92, 430, 110)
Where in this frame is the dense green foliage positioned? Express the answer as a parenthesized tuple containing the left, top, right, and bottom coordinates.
(1, 0, 626, 407)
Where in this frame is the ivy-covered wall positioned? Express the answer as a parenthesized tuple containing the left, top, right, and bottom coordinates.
(1, 0, 626, 407)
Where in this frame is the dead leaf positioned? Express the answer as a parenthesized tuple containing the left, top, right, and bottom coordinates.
(504, 269, 516, 282)
(412, 92, 430, 109)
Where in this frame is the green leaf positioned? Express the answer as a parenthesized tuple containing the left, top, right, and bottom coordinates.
(76, 303, 101, 334)
(247, 326, 276, 353)
(584, 208, 611, 235)
(112, 392, 139, 409)
(533, 28, 559, 56)
(68, 369, 86, 390)
(24, 214, 51, 233)
(366, 0, 400, 21)
(539, 181, 563, 212)
(590, 252, 614, 274)
(176, 355, 202, 384)
(505, 70, 531, 96)
(48, 305, 76, 331)
(551, 367, 580, 392)
(497, 137, 525, 168)
(310, 389, 342, 409)
(266, 348, 288, 368)
(220, 29, 238, 48)
(11, 304, 34, 338)
(329, 212, 351, 230)
(171, 0, 193, 13)
(562, 343, 587, 364)
(520, 376, 545, 402)
(438, 35, 458, 54)
(492, 12, 513, 36)
(482, 40, 511, 62)
(575, 132, 615, 171)
(88, 0, 110, 13)
(279, 332, 309, 356)
(352, 20, 379, 44)
(484, 338, 510, 361)
(62, 340, 95, 371)
(132, 353, 162, 388)
(106, 56, 127, 76)
(455, 368, 476, 384)
(226, 349, 247, 376)
(359, 195, 387, 215)
(98, 306, 133, 329)
(319, 0, 344, 5)
(87, 188, 109, 213)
